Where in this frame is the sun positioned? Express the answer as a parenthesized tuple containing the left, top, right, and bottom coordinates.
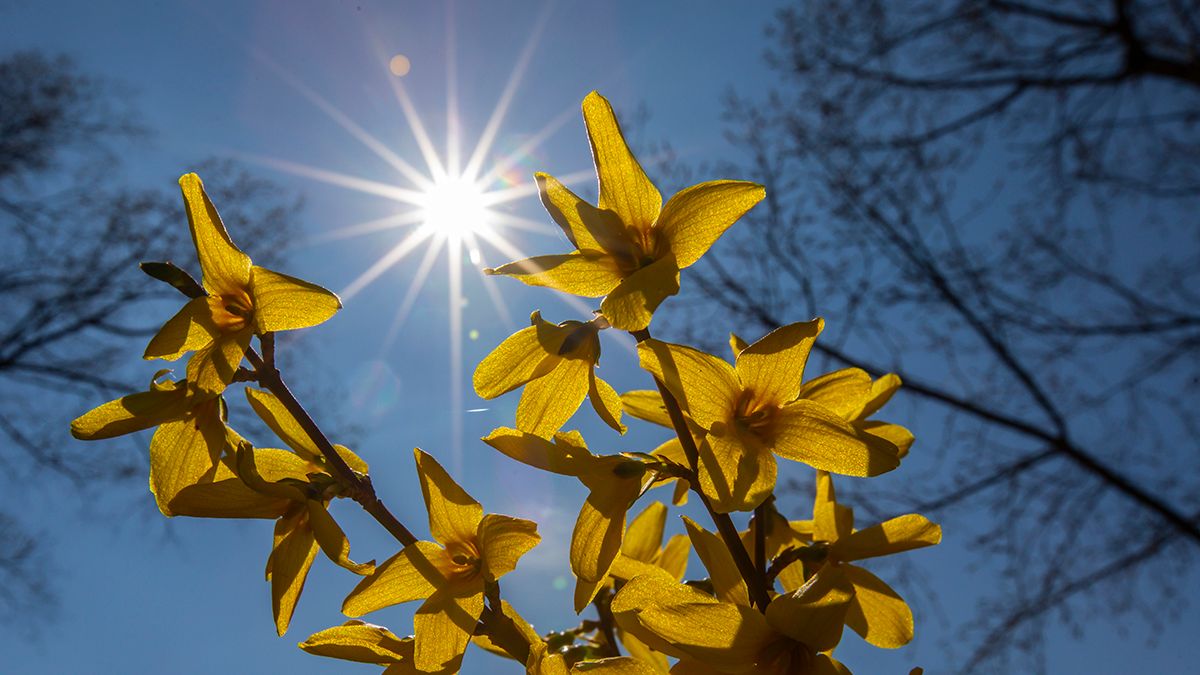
(416, 175, 492, 240)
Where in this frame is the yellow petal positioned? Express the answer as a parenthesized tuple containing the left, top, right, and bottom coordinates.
(299, 620, 413, 664)
(765, 567, 853, 652)
(517, 357, 591, 438)
(776, 560, 809, 593)
(858, 373, 902, 420)
(342, 541, 446, 616)
(657, 534, 690, 581)
(251, 265, 341, 333)
(414, 585, 485, 674)
(473, 320, 560, 399)
(481, 427, 594, 476)
(589, 373, 627, 434)
(728, 333, 749, 358)
(796, 368, 873, 419)
(179, 173, 251, 296)
(308, 501, 375, 575)
(832, 514, 941, 563)
(573, 576, 608, 613)
(536, 171, 628, 254)
(622, 501, 666, 562)
(70, 383, 192, 440)
(620, 389, 671, 428)
(637, 602, 775, 670)
(487, 252, 623, 297)
(267, 514, 319, 636)
(844, 564, 913, 648)
(235, 445, 310, 501)
(658, 180, 765, 269)
(636, 339, 739, 430)
(333, 443, 371, 475)
(148, 402, 227, 516)
(570, 480, 631, 584)
(414, 449, 483, 546)
(471, 599, 541, 660)
(244, 387, 322, 461)
(734, 319, 823, 407)
(581, 91, 662, 230)
(168, 477, 291, 519)
(681, 516, 749, 607)
(187, 327, 251, 395)
(599, 254, 680, 332)
(697, 430, 776, 513)
(772, 400, 900, 478)
(610, 574, 717, 660)
(616, 629, 670, 674)
(860, 421, 914, 459)
(144, 296, 218, 360)
(478, 513, 540, 581)
(571, 656, 662, 674)
(812, 472, 854, 544)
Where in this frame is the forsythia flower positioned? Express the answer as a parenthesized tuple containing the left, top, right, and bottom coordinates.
(168, 387, 375, 635)
(804, 471, 941, 648)
(638, 320, 902, 513)
(343, 450, 540, 674)
(612, 572, 854, 674)
(474, 312, 624, 437)
(481, 428, 664, 612)
(300, 620, 417, 674)
(486, 91, 765, 331)
(143, 173, 341, 395)
(70, 371, 232, 515)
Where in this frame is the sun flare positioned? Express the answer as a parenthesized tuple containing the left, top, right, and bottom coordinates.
(416, 176, 492, 240)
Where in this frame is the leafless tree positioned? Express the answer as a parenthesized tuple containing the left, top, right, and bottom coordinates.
(0, 51, 302, 625)
(675, 1, 1200, 671)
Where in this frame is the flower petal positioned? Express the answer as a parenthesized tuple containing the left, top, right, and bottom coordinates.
(681, 516, 749, 607)
(610, 574, 718, 661)
(860, 421, 914, 459)
(796, 368, 873, 419)
(179, 173, 251, 296)
(636, 339, 739, 430)
(617, 629, 670, 674)
(581, 91, 661, 230)
(251, 265, 341, 333)
(148, 403, 228, 516)
(620, 389, 671, 428)
(813, 471, 854, 544)
(187, 327, 252, 395)
(168, 476, 291, 519)
(481, 427, 594, 476)
(844, 564, 914, 648)
(658, 180, 765, 269)
(765, 566, 853, 652)
(536, 171, 628, 255)
(267, 513, 319, 636)
(697, 430, 776, 513)
(342, 541, 446, 616)
(734, 319, 823, 407)
(517, 357, 590, 438)
(832, 514, 941, 563)
(590, 373, 627, 434)
(637, 602, 775, 670)
(486, 252, 623, 297)
(478, 513, 540, 581)
(859, 373, 902, 420)
(599, 254, 680, 332)
(244, 387, 322, 462)
(144, 296, 218, 360)
(570, 480, 631, 585)
(70, 383, 192, 440)
(308, 501, 375, 575)
(658, 534, 690, 581)
(414, 584, 485, 674)
(773, 400, 900, 478)
(414, 449, 483, 547)
(622, 501, 667, 563)
(572, 656, 662, 674)
(299, 620, 413, 664)
(473, 318, 561, 399)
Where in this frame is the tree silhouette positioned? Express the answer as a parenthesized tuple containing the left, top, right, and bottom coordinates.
(682, 1, 1200, 670)
(0, 51, 302, 624)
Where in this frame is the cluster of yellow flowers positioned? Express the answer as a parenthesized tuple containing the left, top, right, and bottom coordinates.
(72, 91, 939, 674)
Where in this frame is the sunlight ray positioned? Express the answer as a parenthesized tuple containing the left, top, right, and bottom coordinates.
(476, 104, 576, 187)
(243, 154, 427, 205)
(479, 168, 597, 207)
(461, 3, 553, 182)
(463, 232, 517, 331)
(385, 77, 448, 183)
(305, 210, 426, 245)
(472, 226, 597, 320)
(340, 227, 433, 300)
(488, 212, 560, 237)
(448, 238, 464, 472)
(445, 1, 461, 178)
(379, 237, 446, 354)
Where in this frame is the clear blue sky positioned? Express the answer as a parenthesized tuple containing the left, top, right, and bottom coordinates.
(2, 1, 1196, 673)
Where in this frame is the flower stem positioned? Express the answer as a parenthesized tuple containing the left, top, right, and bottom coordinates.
(630, 328, 771, 611)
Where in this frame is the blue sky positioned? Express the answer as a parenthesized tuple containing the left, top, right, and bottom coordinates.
(2, 1, 1197, 673)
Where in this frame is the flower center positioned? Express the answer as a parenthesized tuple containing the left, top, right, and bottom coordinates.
(208, 288, 254, 333)
(734, 389, 779, 440)
(446, 541, 482, 581)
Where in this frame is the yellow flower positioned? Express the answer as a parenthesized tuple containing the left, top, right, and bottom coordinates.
(343, 449, 540, 674)
(481, 428, 662, 612)
(70, 371, 233, 516)
(638, 320, 902, 513)
(612, 572, 854, 675)
(474, 312, 624, 437)
(300, 620, 417, 674)
(486, 92, 765, 331)
(608, 501, 689, 583)
(143, 173, 341, 395)
(804, 471, 941, 648)
(169, 387, 375, 636)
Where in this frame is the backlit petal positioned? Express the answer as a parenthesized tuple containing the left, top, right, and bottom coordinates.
(415, 449, 483, 547)
(343, 541, 446, 616)
(414, 585, 485, 674)
(573, 657, 662, 674)
(844, 565, 913, 648)
(611, 574, 717, 660)
(765, 567, 853, 652)
(813, 472, 854, 544)
(600, 254, 680, 332)
(517, 357, 590, 437)
(682, 516, 749, 607)
(308, 501, 375, 575)
(858, 373, 902, 420)
(621, 389, 672, 428)
(582, 91, 661, 230)
(697, 430, 776, 513)
(590, 373, 627, 434)
(245, 387, 321, 462)
(478, 513, 540, 581)
(622, 501, 667, 563)
(70, 383, 192, 440)
(860, 421, 914, 459)
(299, 620, 413, 664)
(536, 171, 628, 254)
(267, 514, 319, 636)
(473, 319, 560, 399)
(734, 319, 823, 407)
(169, 477, 290, 519)
(187, 327, 252, 395)
(148, 403, 227, 516)
(832, 514, 941, 563)
(144, 296, 218, 360)
(179, 173, 251, 296)
(658, 180, 764, 269)
(773, 400, 900, 478)
(796, 368, 872, 419)
(251, 265, 341, 333)
(658, 534, 690, 581)
(487, 252, 623, 297)
(638, 602, 775, 670)
(481, 427, 594, 476)
(636, 339, 739, 430)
